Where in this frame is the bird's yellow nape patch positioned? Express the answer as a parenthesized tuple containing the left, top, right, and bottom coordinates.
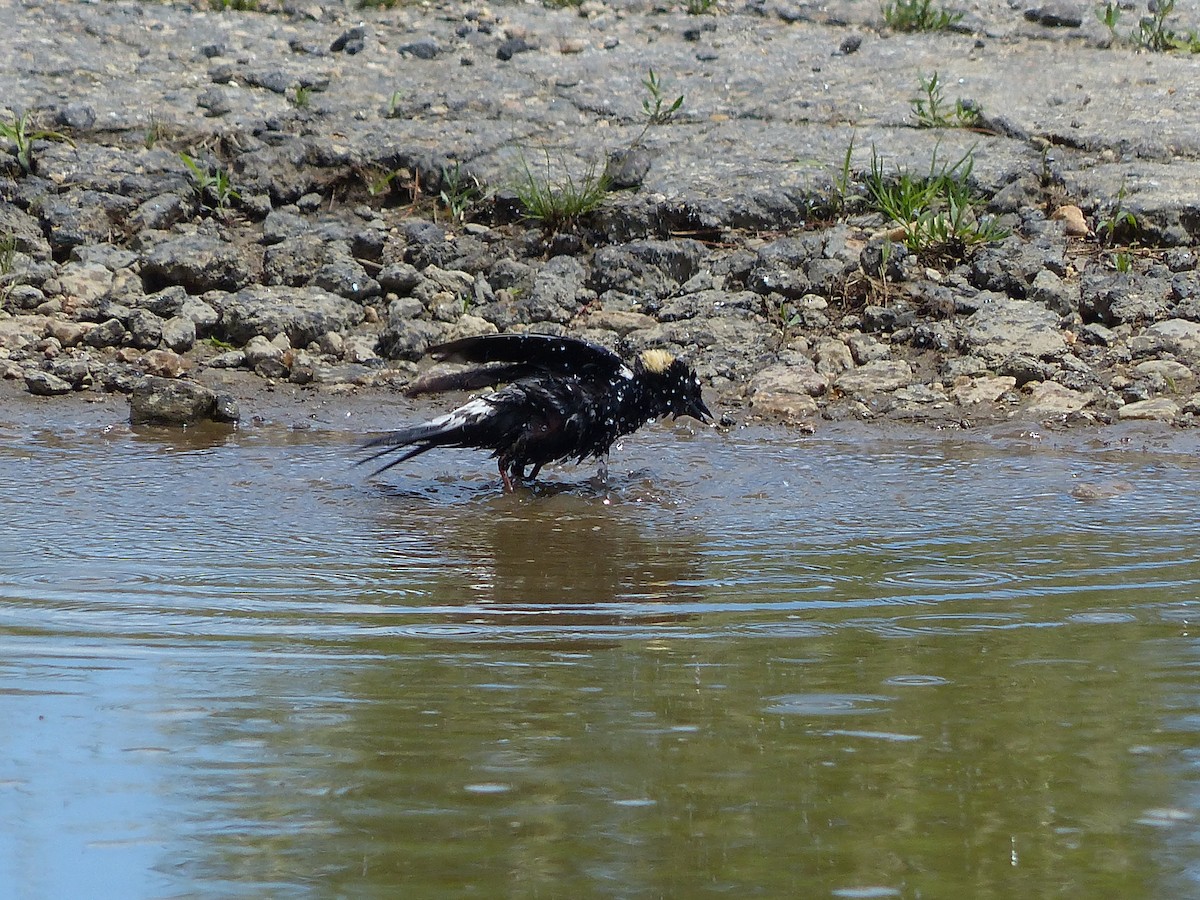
(640, 349, 675, 373)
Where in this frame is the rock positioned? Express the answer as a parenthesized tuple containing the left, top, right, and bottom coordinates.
(814, 338, 854, 375)
(1024, 381, 1091, 418)
(84, 317, 127, 348)
(575, 309, 657, 335)
(1118, 398, 1180, 421)
(1029, 269, 1078, 315)
(1130, 319, 1200, 366)
(37, 195, 114, 257)
(443, 314, 498, 343)
(25, 370, 74, 396)
(604, 147, 653, 190)
(1080, 273, 1169, 325)
(142, 233, 252, 293)
(161, 316, 197, 353)
(1024, 4, 1084, 28)
(1080, 322, 1116, 346)
(1133, 359, 1195, 392)
(1052, 205, 1089, 236)
(399, 38, 439, 59)
(342, 335, 381, 364)
(378, 262, 423, 295)
(952, 375, 1017, 405)
(313, 257, 381, 301)
(964, 298, 1067, 365)
(750, 359, 828, 405)
(143, 349, 189, 378)
(129, 377, 223, 425)
(848, 334, 889, 365)
(217, 286, 365, 347)
(56, 261, 113, 304)
(126, 308, 163, 349)
(750, 388, 819, 419)
(497, 36, 534, 60)
(45, 320, 93, 347)
(208, 350, 245, 369)
(331, 25, 367, 54)
(318, 331, 344, 357)
(591, 240, 706, 299)
(835, 359, 913, 395)
(48, 358, 92, 390)
(130, 194, 189, 231)
(243, 335, 284, 367)
(179, 297, 220, 336)
(377, 315, 446, 361)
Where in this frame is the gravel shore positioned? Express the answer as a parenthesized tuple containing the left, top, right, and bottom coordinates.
(3, 0, 1200, 430)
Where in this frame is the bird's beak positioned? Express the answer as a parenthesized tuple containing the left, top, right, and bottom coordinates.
(691, 396, 713, 424)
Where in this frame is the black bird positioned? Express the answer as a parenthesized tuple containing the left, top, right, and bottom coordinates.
(361, 333, 712, 490)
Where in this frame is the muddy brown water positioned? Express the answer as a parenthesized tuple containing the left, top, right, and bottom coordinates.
(2, 394, 1200, 898)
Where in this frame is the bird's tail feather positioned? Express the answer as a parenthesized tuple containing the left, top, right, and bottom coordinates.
(359, 420, 460, 476)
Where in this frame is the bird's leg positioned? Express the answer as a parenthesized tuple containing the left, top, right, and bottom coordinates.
(526, 463, 544, 481)
(498, 459, 514, 493)
(596, 454, 610, 485)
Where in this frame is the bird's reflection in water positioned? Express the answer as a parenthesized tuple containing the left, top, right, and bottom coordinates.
(375, 471, 707, 632)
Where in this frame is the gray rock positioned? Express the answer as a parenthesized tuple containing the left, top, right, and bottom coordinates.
(313, 257, 381, 300)
(604, 147, 653, 190)
(952, 375, 1017, 405)
(84, 317, 127, 348)
(1080, 273, 1169, 325)
(1029, 269, 1078, 316)
(244, 69, 292, 94)
(342, 335, 381, 363)
(378, 262, 423, 295)
(130, 193, 188, 231)
(814, 338, 854, 375)
(1118, 398, 1180, 422)
(751, 360, 828, 399)
(25, 370, 74, 396)
(142, 233, 252, 293)
(1130, 319, 1200, 365)
(1080, 322, 1116, 346)
(377, 315, 445, 361)
(848, 334, 889, 365)
(130, 376, 224, 425)
(497, 36, 534, 60)
(1024, 4, 1084, 27)
(591, 240, 704, 300)
(964, 298, 1067, 365)
(55, 102, 96, 130)
(161, 316, 197, 353)
(47, 357, 93, 389)
(126, 308, 163, 349)
(1024, 381, 1092, 418)
(37, 195, 114, 257)
(836, 359, 913, 395)
(243, 335, 283, 367)
(207, 350, 245, 369)
(263, 234, 326, 286)
(399, 38, 439, 59)
(331, 26, 368, 54)
(56, 261, 113, 304)
(138, 285, 189, 318)
(178, 297, 220, 336)
(218, 286, 365, 347)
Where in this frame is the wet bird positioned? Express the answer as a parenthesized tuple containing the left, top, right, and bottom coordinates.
(361, 333, 712, 490)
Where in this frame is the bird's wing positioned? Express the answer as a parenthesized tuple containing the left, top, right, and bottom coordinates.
(408, 334, 627, 397)
(430, 334, 625, 375)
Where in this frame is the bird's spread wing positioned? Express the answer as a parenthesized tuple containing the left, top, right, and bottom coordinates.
(407, 334, 628, 397)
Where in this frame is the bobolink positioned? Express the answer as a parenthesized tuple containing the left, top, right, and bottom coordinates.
(362, 333, 712, 490)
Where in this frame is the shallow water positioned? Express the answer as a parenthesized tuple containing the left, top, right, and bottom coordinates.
(2, 400, 1200, 899)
